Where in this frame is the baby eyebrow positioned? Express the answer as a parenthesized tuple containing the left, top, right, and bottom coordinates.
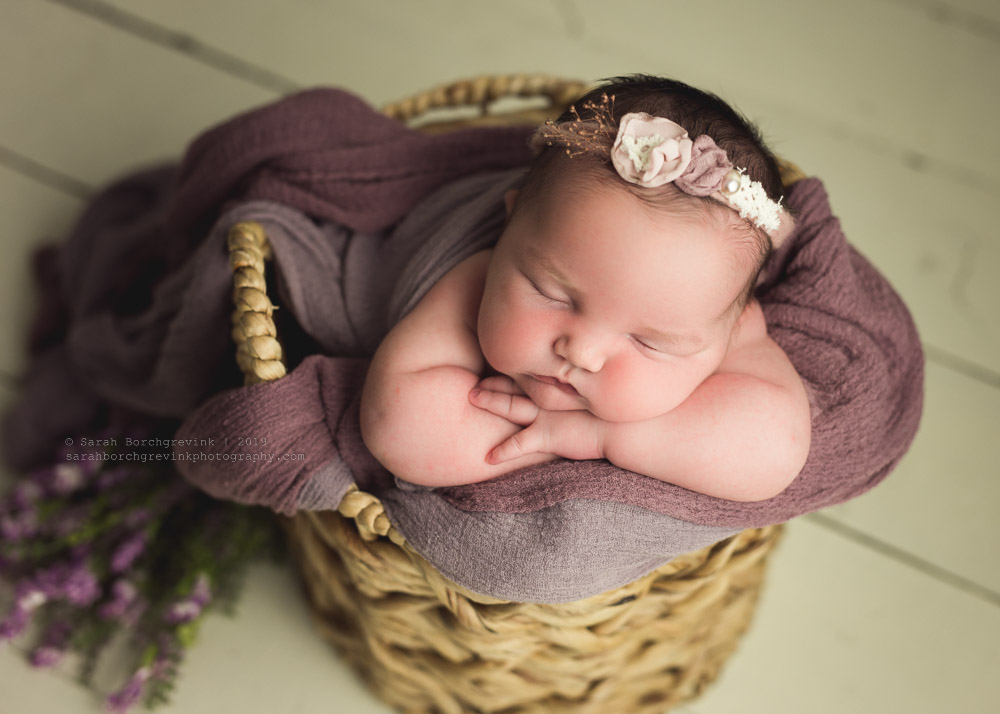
(524, 246, 577, 292)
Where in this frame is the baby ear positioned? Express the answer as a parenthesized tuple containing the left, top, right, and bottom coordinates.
(503, 188, 520, 217)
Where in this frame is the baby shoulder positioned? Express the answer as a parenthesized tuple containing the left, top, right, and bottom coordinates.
(417, 249, 492, 323)
(719, 300, 799, 390)
(373, 249, 492, 376)
(730, 299, 768, 346)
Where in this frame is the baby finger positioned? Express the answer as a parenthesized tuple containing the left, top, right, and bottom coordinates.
(486, 427, 544, 464)
(469, 388, 539, 425)
(475, 375, 524, 395)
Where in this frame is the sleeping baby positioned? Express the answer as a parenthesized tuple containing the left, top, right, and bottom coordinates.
(360, 75, 811, 502)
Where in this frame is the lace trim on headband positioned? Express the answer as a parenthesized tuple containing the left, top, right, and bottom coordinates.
(722, 168, 784, 235)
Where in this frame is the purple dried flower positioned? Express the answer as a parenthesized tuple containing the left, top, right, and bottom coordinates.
(151, 655, 172, 681)
(49, 506, 88, 538)
(152, 634, 180, 678)
(50, 463, 87, 495)
(105, 665, 151, 713)
(105, 488, 133, 511)
(123, 508, 152, 530)
(29, 620, 72, 668)
(79, 452, 104, 478)
(70, 544, 93, 563)
(189, 573, 212, 608)
(29, 646, 64, 668)
(98, 602, 126, 620)
(0, 509, 39, 541)
(25, 566, 64, 601)
(97, 466, 134, 490)
(121, 596, 148, 628)
(0, 589, 46, 641)
(62, 561, 101, 606)
(0, 604, 32, 641)
(165, 573, 213, 625)
(21, 559, 99, 607)
(7, 480, 44, 509)
(165, 601, 202, 625)
(113, 578, 139, 603)
(110, 533, 147, 574)
(99, 579, 139, 620)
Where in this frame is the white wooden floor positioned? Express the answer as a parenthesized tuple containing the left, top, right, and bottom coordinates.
(1, 1, 998, 712)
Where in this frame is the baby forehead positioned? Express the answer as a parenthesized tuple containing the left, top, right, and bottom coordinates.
(538, 175, 747, 238)
(520, 240, 741, 328)
(527, 199, 752, 274)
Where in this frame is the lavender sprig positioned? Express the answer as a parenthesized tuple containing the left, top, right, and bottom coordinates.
(30, 618, 73, 668)
(106, 666, 152, 714)
(0, 427, 284, 712)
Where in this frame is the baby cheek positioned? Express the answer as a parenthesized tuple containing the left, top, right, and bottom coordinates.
(481, 304, 541, 371)
(596, 359, 688, 422)
(592, 360, 655, 421)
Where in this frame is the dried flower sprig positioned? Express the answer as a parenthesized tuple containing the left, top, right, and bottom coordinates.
(530, 92, 618, 158)
(0, 426, 284, 712)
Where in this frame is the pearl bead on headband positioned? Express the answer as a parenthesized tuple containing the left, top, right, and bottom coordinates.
(531, 101, 795, 247)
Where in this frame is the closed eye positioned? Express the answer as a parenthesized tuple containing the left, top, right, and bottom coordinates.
(630, 335, 664, 354)
(630, 335, 701, 358)
(530, 281, 569, 306)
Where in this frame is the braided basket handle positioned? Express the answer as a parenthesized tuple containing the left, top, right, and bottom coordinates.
(227, 221, 286, 385)
(381, 74, 588, 122)
(224, 220, 422, 540)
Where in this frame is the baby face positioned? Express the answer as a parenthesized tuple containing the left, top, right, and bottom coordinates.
(477, 183, 749, 423)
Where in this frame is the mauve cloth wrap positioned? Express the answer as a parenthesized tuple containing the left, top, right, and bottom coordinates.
(2, 88, 924, 602)
(2, 88, 537, 469)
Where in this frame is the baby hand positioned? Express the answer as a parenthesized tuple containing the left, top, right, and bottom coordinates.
(469, 377, 606, 463)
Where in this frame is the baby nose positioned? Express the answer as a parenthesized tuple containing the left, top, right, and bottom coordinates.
(554, 334, 605, 373)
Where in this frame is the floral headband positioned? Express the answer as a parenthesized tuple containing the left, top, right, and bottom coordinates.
(532, 99, 795, 247)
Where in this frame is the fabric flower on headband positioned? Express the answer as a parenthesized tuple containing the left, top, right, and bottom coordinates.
(608, 112, 794, 245)
(611, 114, 693, 187)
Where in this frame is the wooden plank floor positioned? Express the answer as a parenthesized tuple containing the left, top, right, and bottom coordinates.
(1, 1, 998, 712)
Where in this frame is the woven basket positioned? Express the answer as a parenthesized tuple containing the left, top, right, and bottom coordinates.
(226, 75, 791, 714)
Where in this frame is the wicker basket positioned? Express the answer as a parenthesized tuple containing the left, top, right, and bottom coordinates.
(225, 75, 789, 714)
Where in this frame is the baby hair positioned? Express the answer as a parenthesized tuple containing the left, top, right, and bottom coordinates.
(513, 74, 788, 308)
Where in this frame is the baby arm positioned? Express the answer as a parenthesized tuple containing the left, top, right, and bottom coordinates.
(359, 250, 558, 487)
(601, 329, 812, 502)
(473, 302, 811, 501)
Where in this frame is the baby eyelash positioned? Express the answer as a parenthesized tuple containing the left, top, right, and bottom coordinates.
(630, 335, 661, 353)
(533, 284, 567, 305)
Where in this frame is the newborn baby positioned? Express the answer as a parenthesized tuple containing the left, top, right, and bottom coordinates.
(361, 75, 811, 502)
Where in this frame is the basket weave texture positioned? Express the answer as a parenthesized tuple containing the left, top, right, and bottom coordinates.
(227, 75, 786, 714)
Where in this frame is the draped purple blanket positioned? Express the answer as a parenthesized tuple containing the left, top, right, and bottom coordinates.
(2, 88, 924, 602)
(2, 89, 537, 466)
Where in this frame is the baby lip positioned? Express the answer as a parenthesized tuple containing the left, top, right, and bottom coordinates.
(532, 373, 579, 396)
